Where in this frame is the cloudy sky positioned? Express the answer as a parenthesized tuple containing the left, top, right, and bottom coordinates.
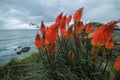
(0, 0, 120, 29)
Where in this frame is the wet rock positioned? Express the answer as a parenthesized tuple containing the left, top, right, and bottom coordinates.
(14, 48, 17, 51)
(16, 51, 22, 55)
(21, 47, 31, 53)
(15, 46, 31, 55)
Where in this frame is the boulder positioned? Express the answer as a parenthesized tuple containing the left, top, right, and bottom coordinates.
(21, 47, 31, 53)
(16, 51, 22, 55)
(15, 46, 31, 55)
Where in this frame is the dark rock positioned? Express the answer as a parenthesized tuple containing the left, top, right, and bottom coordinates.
(16, 51, 22, 55)
(14, 48, 17, 51)
(115, 42, 120, 45)
(15, 46, 31, 55)
(21, 47, 31, 53)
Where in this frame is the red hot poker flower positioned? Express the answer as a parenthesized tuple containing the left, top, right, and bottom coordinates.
(114, 56, 120, 71)
(86, 22, 93, 34)
(66, 15, 72, 25)
(104, 20, 120, 41)
(55, 12, 63, 24)
(60, 15, 67, 37)
(92, 31, 106, 47)
(92, 24, 109, 47)
(92, 20, 120, 47)
(62, 14, 67, 25)
(66, 24, 73, 39)
(76, 21, 84, 33)
(45, 23, 59, 45)
(105, 38, 114, 49)
(40, 21, 46, 34)
(34, 33, 42, 49)
(74, 7, 84, 22)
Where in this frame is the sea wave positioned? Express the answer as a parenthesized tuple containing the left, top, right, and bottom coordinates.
(0, 36, 33, 42)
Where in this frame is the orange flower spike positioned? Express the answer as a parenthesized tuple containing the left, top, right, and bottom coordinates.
(76, 21, 84, 33)
(42, 31, 45, 43)
(62, 14, 67, 25)
(104, 20, 120, 40)
(105, 38, 114, 49)
(60, 23, 66, 37)
(34, 33, 42, 49)
(92, 20, 120, 47)
(74, 7, 84, 22)
(55, 12, 63, 24)
(92, 31, 106, 47)
(86, 22, 93, 34)
(60, 15, 67, 37)
(92, 24, 109, 46)
(45, 23, 59, 44)
(66, 25, 73, 39)
(40, 21, 46, 34)
(114, 56, 120, 71)
(66, 15, 72, 25)
(62, 14, 67, 20)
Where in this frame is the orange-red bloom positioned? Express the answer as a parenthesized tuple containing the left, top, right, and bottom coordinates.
(34, 33, 42, 49)
(62, 15, 67, 21)
(40, 21, 46, 34)
(104, 20, 120, 41)
(60, 15, 67, 37)
(55, 12, 63, 24)
(105, 38, 114, 49)
(114, 56, 120, 71)
(92, 31, 106, 47)
(76, 21, 84, 33)
(74, 7, 84, 22)
(92, 20, 120, 47)
(45, 23, 59, 44)
(66, 15, 72, 25)
(66, 25, 73, 39)
(86, 22, 93, 34)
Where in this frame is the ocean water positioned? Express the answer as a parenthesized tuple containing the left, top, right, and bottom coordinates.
(0, 29, 38, 64)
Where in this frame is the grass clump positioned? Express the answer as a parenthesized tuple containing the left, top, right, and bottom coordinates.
(0, 52, 48, 80)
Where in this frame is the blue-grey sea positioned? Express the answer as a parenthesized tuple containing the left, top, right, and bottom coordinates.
(0, 29, 38, 64)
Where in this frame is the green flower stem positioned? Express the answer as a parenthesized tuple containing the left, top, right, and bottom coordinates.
(38, 49, 48, 69)
(74, 22, 80, 65)
(38, 49, 44, 59)
(86, 34, 89, 59)
(69, 66, 72, 80)
(102, 49, 112, 74)
(98, 58, 104, 68)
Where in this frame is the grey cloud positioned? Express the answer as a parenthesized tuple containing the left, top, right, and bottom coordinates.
(0, 0, 120, 29)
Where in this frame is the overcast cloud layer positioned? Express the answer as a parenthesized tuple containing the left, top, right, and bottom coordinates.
(0, 0, 120, 29)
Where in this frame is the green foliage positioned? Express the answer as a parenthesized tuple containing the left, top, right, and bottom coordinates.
(92, 22, 103, 28)
(0, 47, 118, 80)
(0, 52, 46, 80)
